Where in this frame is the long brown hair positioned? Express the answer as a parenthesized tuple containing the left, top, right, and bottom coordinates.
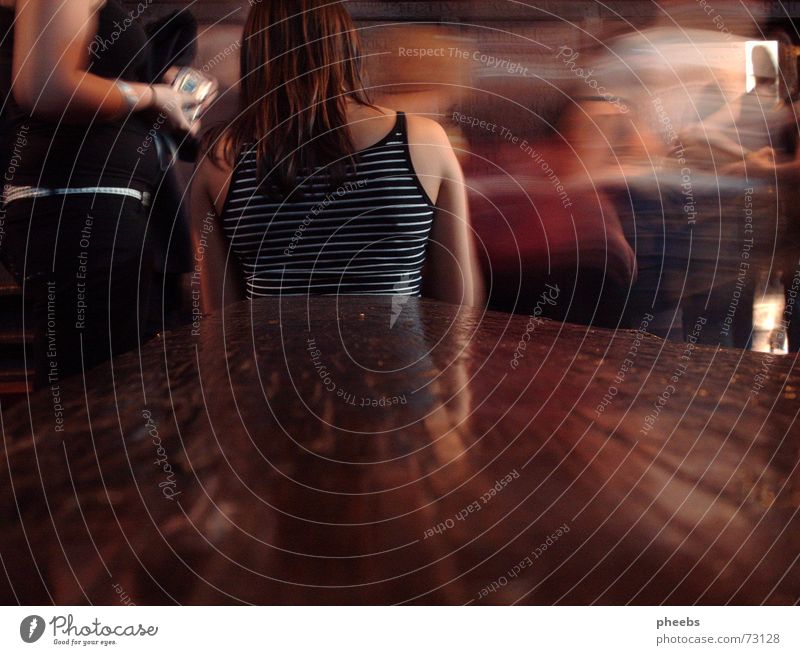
(206, 0, 373, 197)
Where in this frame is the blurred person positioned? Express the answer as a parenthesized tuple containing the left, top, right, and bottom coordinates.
(567, 15, 740, 339)
(607, 11, 800, 350)
(678, 44, 794, 349)
(462, 96, 637, 326)
(729, 116, 800, 353)
(0, 0, 207, 387)
(192, 0, 482, 309)
(689, 46, 793, 158)
(565, 97, 683, 337)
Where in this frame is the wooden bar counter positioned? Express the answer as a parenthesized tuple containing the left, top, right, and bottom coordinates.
(1, 296, 798, 604)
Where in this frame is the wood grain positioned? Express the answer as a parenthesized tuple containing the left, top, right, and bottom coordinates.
(1, 296, 798, 604)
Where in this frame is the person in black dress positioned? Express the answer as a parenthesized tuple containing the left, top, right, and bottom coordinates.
(0, 0, 202, 388)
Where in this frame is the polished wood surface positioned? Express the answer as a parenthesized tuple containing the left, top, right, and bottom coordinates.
(1, 296, 798, 604)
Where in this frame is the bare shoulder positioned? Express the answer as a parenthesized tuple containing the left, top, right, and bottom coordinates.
(405, 114, 452, 147)
(405, 114, 461, 184)
(401, 114, 461, 204)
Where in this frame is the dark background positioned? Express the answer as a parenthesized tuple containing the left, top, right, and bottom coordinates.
(123, 1, 800, 24)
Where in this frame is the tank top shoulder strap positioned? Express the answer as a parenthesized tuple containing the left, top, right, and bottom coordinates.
(392, 110, 413, 152)
(359, 110, 405, 153)
(395, 110, 407, 136)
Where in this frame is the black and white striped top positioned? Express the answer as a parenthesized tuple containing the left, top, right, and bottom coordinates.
(220, 111, 436, 298)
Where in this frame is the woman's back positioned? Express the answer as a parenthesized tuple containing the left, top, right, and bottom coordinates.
(220, 110, 436, 297)
(192, 0, 480, 309)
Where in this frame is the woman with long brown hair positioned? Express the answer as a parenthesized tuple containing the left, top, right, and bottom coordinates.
(192, 0, 482, 308)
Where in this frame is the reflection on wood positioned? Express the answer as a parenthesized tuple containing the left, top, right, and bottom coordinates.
(0, 296, 798, 604)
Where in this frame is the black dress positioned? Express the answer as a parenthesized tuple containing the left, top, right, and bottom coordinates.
(0, 1, 162, 388)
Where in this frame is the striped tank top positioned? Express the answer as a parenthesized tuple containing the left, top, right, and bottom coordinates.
(220, 111, 436, 297)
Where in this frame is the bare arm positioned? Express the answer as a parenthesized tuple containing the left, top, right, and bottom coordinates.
(12, 0, 195, 129)
(190, 154, 244, 313)
(723, 146, 800, 185)
(422, 126, 484, 307)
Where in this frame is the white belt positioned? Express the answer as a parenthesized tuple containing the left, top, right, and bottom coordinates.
(3, 185, 151, 207)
